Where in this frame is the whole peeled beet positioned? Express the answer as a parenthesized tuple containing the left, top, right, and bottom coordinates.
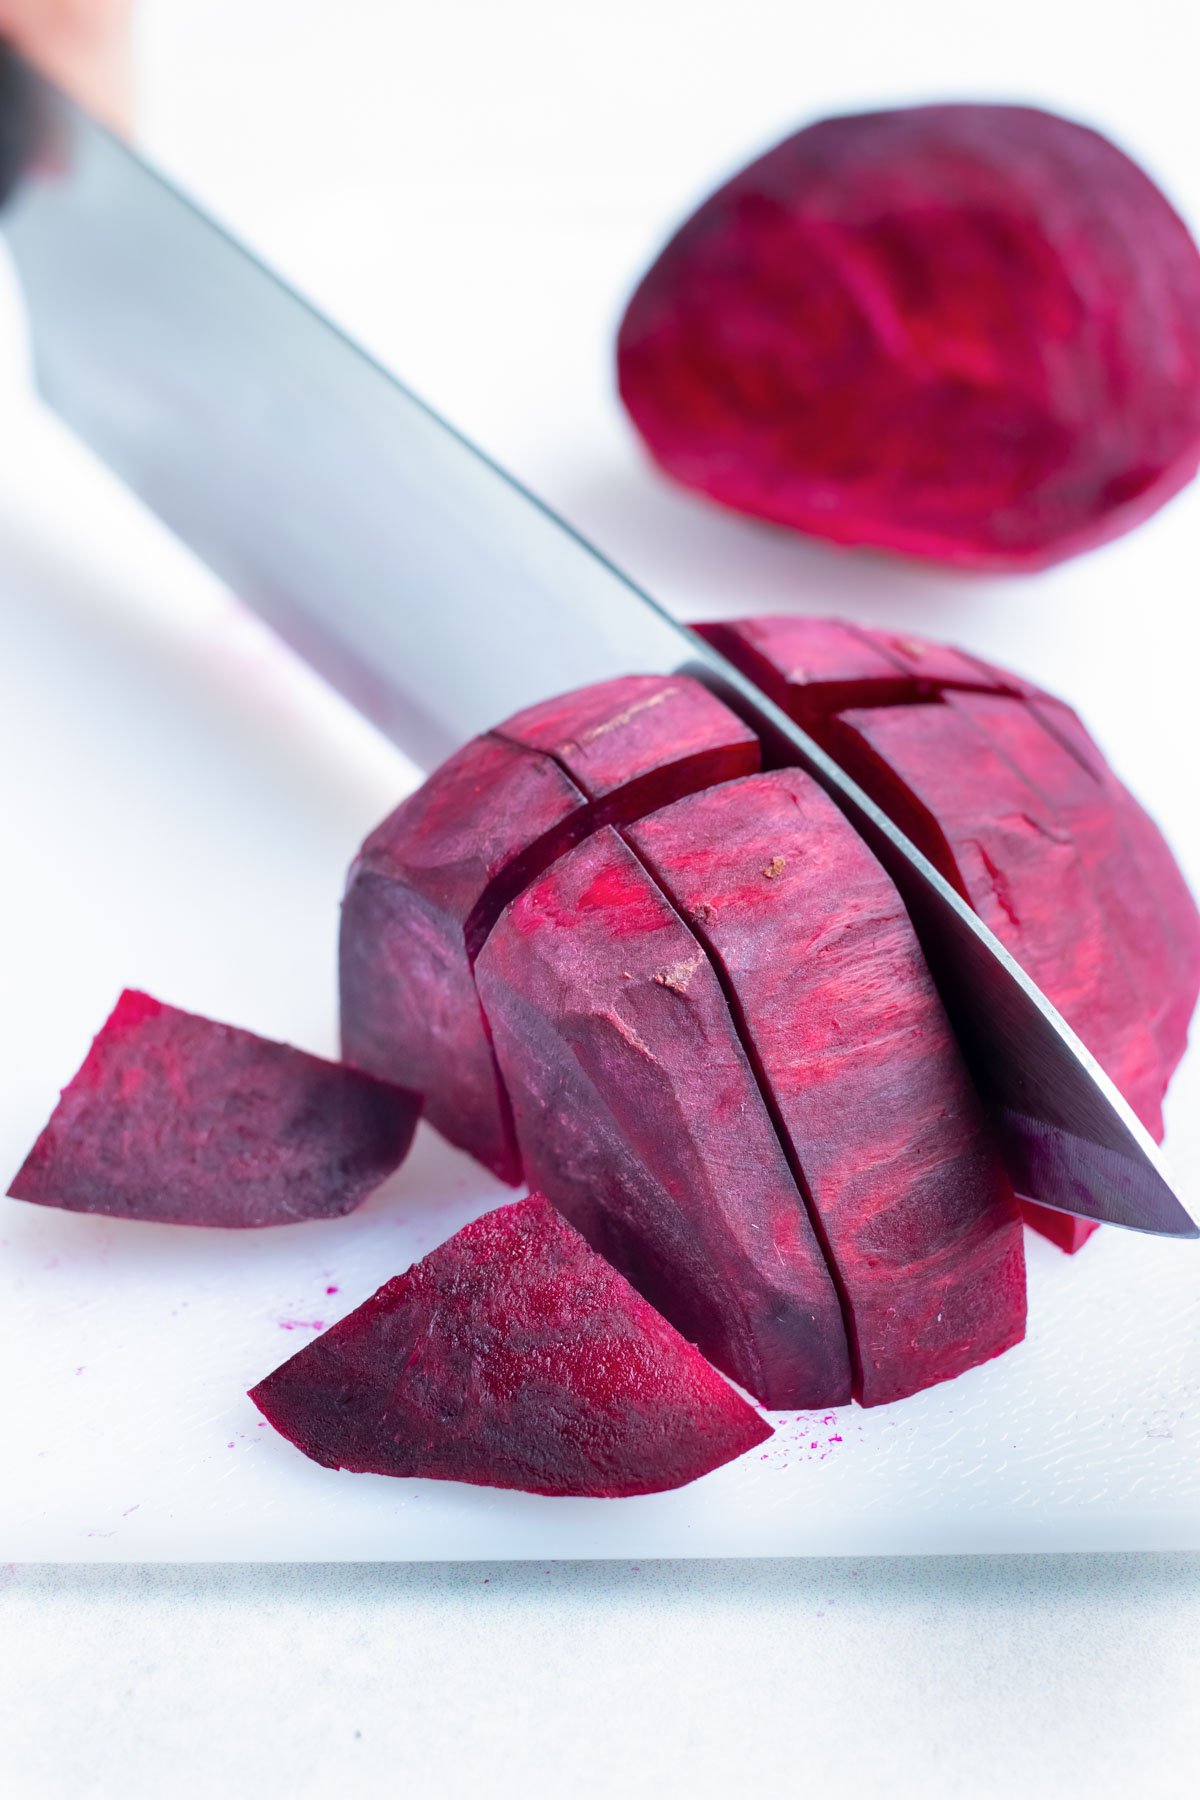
(617, 104, 1200, 569)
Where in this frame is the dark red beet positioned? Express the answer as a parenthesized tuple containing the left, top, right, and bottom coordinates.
(619, 104, 1200, 569)
(249, 1195, 771, 1496)
(340, 735, 585, 1184)
(475, 827, 852, 1409)
(703, 615, 1200, 1249)
(827, 704, 1166, 1139)
(628, 772, 1026, 1405)
(8, 990, 418, 1228)
(340, 676, 757, 1183)
(947, 691, 1180, 1071)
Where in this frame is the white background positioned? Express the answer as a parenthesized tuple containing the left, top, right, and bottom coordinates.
(4, 0, 1200, 1794)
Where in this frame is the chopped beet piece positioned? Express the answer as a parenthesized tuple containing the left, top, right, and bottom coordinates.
(827, 703, 1166, 1142)
(249, 1195, 772, 1496)
(696, 616, 915, 727)
(340, 676, 757, 1183)
(629, 772, 1026, 1406)
(496, 673, 759, 811)
(8, 990, 418, 1228)
(695, 615, 1020, 743)
(947, 691, 1181, 1075)
(340, 735, 586, 1183)
(475, 827, 852, 1410)
(703, 614, 1199, 1249)
(619, 104, 1200, 569)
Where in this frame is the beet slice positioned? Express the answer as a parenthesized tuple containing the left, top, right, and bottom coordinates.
(475, 826, 852, 1410)
(249, 1195, 772, 1496)
(704, 614, 1200, 1248)
(340, 676, 758, 1183)
(946, 690, 1181, 1076)
(340, 735, 585, 1183)
(8, 990, 418, 1228)
(827, 703, 1166, 1138)
(696, 615, 1021, 736)
(618, 104, 1200, 569)
(628, 772, 1026, 1406)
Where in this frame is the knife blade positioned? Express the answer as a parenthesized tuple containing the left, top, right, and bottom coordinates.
(0, 50, 1193, 1238)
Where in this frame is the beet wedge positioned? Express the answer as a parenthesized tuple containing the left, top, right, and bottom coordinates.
(628, 772, 1026, 1407)
(826, 703, 1166, 1142)
(340, 676, 757, 1183)
(8, 989, 419, 1228)
(695, 615, 1011, 731)
(946, 691, 1181, 1077)
(249, 1195, 772, 1497)
(703, 615, 1200, 1250)
(475, 827, 852, 1410)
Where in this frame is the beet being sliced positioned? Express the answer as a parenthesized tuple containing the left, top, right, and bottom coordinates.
(475, 826, 852, 1409)
(703, 615, 1200, 1249)
(339, 675, 757, 1182)
(628, 772, 1026, 1405)
(8, 990, 419, 1228)
(828, 703, 1166, 1138)
(249, 1195, 772, 1496)
(619, 104, 1200, 568)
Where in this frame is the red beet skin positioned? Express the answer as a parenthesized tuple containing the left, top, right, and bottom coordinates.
(249, 1196, 771, 1497)
(619, 104, 1200, 569)
(629, 773, 1026, 1405)
(475, 828, 852, 1409)
(8, 990, 419, 1228)
(704, 615, 1200, 1250)
(339, 676, 757, 1183)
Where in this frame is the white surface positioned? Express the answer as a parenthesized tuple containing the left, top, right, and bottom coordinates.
(3, 1557, 1199, 1800)
(3, 0, 1200, 1562)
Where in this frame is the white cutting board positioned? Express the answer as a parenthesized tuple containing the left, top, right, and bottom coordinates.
(2, 285, 1199, 1557)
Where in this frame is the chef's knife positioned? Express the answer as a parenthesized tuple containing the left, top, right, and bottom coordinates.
(0, 50, 1193, 1238)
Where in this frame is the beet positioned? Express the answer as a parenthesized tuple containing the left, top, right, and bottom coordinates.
(619, 104, 1200, 569)
(475, 827, 852, 1409)
(946, 691, 1181, 1071)
(340, 676, 757, 1182)
(249, 1195, 771, 1496)
(8, 990, 418, 1228)
(703, 615, 1200, 1248)
(826, 703, 1167, 1140)
(695, 616, 1016, 731)
(628, 772, 1026, 1405)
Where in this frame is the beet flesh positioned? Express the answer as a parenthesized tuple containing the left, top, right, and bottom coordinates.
(475, 827, 852, 1409)
(618, 104, 1200, 569)
(828, 703, 1167, 1142)
(628, 772, 1026, 1405)
(703, 615, 1200, 1249)
(249, 1195, 771, 1496)
(8, 989, 418, 1228)
(339, 676, 757, 1182)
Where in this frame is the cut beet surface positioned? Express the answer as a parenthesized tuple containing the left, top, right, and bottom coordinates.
(946, 691, 1181, 1076)
(475, 826, 852, 1410)
(628, 771, 1026, 1406)
(703, 615, 1200, 1250)
(339, 676, 757, 1184)
(827, 702, 1167, 1143)
(249, 1195, 772, 1497)
(695, 616, 1016, 734)
(619, 104, 1200, 568)
(8, 990, 419, 1228)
